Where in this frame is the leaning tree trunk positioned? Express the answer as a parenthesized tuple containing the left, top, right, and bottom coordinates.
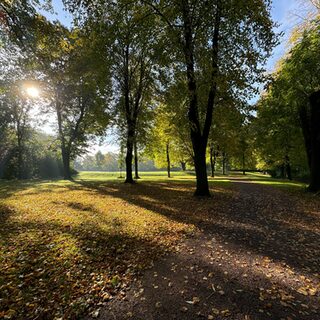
(308, 91, 320, 191)
(166, 141, 171, 178)
(134, 139, 140, 179)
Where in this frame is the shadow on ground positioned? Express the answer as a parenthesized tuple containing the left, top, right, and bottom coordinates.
(67, 178, 320, 320)
(1, 176, 319, 319)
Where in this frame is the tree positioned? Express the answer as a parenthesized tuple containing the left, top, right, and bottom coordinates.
(143, 0, 277, 195)
(95, 150, 104, 170)
(146, 103, 191, 177)
(255, 17, 320, 190)
(33, 22, 110, 179)
(68, 1, 159, 183)
(288, 20, 320, 191)
(110, 3, 158, 183)
(64, 0, 277, 194)
(0, 41, 36, 178)
(2, 2, 111, 179)
(146, 105, 173, 178)
(254, 89, 303, 180)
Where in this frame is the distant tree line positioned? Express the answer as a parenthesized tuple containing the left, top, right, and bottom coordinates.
(75, 151, 159, 172)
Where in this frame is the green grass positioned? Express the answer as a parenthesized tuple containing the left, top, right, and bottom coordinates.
(76, 170, 232, 184)
(77, 170, 195, 181)
(75, 170, 307, 190)
(237, 172, 307, 190)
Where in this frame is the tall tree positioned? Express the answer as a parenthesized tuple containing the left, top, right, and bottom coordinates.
(34, 22, 110, 179)
(255, 17, 320, 189)
(111, 3, 158, 183)
(143, 0, 277, 195)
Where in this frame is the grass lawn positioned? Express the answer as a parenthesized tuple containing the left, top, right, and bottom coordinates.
(0, 171, 310, 319)
(240, 172, 307, 189)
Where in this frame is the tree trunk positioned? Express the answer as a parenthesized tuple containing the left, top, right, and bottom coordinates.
(180, 0, 221, 197)
(61, 147, 71, 180)
(210, 146, 214, 177)
(55, 98, 72, 180)
(222, 152, 226, 175)
(242, 152, 246, 175)
(134, 139, 140, 179)
(17, 129, 23, 179)
(299, 91, 320, 191)
(308, 91, 320, 191)
(125, 124, 135, 183)
(181, 161, 186, 171)
(166, 141, 171, 178)
(285, 155, 292, 180)
(213, 151, 218, 177)
(14, 106, 24, 180)
(298, 105, 312, 169)
(193, 143, 209, 196)
(280, 164, 285, 179)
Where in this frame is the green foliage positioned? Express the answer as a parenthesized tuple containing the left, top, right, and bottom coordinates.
(254, 16, 320, 180)
(145, 104, 190, 169)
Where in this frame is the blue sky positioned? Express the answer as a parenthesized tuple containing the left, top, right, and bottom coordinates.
(267, 0, 312, 71)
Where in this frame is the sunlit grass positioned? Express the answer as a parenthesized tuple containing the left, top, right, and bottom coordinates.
(238, 172, 307, 189)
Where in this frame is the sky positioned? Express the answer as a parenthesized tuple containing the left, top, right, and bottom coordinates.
(39, 0, 315, 154)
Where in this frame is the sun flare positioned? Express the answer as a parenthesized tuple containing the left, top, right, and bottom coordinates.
(26, 86, 40, 98)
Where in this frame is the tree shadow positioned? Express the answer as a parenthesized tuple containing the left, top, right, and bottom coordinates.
(1, 178, 319, 319)
(99, 241, 319, 320)
(69, 179, 320, 276)
(0, 202, 171, 319)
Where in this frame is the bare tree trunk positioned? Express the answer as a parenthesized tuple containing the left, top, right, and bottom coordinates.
(280, 164, 285, 179)
(134, 139, 140, 179)
(166, 141, 171, 178)
(125, 123, 135, 183)
(61, 147, 71, 180)
(55, 99, 72, 180)
(181, 161, 186, 171)
(16, 121, 24, 179)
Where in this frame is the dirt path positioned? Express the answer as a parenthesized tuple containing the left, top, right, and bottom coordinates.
(88, 180, 320, 320)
